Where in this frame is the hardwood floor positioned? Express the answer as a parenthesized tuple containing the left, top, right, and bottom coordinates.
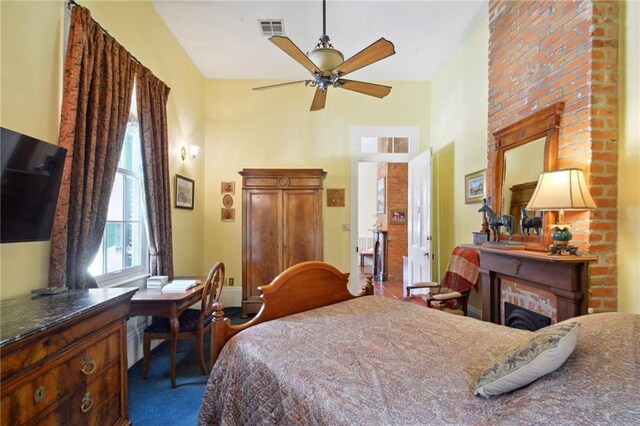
(358, 266, 404, 300)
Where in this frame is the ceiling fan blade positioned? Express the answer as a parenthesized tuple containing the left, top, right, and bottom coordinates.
(253, 80, 310, 91)
(332, 38, 395, 77)
(337, 79, 392, 98)
(270, 36, 321, 74)
(310, 88, 327, 111)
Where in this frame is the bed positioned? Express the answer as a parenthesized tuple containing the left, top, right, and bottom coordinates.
(199, 262, 639, 425)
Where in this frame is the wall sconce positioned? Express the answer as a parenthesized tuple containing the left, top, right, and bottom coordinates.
(181, 144, 200, 161)
(526, 168, 597, 255)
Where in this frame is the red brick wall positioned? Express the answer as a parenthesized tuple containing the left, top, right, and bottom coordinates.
(501, 279, 558, 324)
(488, 0, 619, 312)
(376, 163, 408, 282)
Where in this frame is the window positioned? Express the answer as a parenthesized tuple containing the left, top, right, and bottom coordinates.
(360, 137, 409, 154)
(89, 100, 148, 285)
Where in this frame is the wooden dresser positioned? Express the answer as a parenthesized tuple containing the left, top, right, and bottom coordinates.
(239, 168, 325, 317)
(0, 288, 137, 425)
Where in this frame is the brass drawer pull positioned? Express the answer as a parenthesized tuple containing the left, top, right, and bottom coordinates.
(81, 356, 97, 375)
(80, 392, 95, 414)
(33, 386, 46, 403)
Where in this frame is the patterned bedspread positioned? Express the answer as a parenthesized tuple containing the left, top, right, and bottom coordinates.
(198, 296, 640, 425)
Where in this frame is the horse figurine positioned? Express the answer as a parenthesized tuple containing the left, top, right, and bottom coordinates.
(520, 207, 542, 236)
(478, 202, 515, 241)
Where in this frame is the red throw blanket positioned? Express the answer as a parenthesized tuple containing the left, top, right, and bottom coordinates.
(406, 246, 480, 310)
(439, 246, 480, 294)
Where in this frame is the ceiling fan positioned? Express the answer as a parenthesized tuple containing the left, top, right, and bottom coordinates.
(253, 0, 396, 111)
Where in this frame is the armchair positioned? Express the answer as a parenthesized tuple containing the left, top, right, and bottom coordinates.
(405, 246, 480, 316)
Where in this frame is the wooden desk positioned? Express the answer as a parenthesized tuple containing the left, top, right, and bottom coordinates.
(130, 279, 204, 388)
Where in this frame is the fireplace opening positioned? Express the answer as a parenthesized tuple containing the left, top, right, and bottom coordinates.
(504, 302, 551, 331)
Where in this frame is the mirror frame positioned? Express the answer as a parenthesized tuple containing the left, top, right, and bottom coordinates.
(490, 102, 565, 251)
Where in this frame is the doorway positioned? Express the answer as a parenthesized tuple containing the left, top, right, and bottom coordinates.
(349, 126, 424, 295)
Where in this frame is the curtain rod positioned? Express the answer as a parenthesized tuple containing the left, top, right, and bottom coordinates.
(66, 0, 143, 67)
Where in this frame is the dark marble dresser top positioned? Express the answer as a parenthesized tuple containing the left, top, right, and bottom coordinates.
(0, 287, 138, 348)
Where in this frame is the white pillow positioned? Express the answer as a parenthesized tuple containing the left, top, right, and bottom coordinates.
(474, 321, 580, 398)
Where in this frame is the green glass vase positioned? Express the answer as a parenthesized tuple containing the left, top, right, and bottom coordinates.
(551, 227, 572, 245)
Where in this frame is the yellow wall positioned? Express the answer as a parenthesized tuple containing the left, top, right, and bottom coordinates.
(1, 1, 635, 314)
(429, 17, 489, 310)
(0, 0, 205, 300)
(1, 1, 65, 299)
(203, 80, 430, 287)
(618, 0, 640, 314)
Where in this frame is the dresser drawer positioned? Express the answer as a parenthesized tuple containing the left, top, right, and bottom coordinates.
(31, 362, 122, 426)
(1, 325, 122, 425)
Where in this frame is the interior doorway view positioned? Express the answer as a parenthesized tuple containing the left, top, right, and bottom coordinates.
(349, 126, 430, 296)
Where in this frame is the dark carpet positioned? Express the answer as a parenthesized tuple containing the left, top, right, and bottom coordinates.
(128, 307, 251, 425)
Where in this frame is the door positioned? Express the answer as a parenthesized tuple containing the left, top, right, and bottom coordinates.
(243, 189, 282, 313)
(283, 189, 323, 268)
(407, 149, 432, 291)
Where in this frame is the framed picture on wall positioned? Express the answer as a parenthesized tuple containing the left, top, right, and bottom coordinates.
(221, 208, 235, 222)
(221, 181, 235, 195)
(376, 177, 386, 213)
(175, 174, 195, 209)
(390, 208, 407, 224)
(465, 169, 485, 204)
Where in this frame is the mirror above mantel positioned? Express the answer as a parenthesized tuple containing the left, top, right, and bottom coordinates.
(490, 102, 565, 251)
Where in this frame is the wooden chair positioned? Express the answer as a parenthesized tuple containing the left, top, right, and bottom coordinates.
(143, 262, 224, 384)
(404, 247, 479, 316)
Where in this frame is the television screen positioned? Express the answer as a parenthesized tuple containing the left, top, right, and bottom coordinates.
(1, 127, 67, 243)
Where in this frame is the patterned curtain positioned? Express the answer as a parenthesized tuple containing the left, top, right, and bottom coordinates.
(49, 6, 136, 289)
(136, 65, 175, 279)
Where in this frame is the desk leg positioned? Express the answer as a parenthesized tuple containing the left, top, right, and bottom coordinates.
(170, 306, 179, 389)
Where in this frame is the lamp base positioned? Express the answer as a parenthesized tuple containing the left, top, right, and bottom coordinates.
(548, 243, 579, 256)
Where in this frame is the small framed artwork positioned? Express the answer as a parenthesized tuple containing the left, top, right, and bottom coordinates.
(376, 177, 386, 213)
(465, 169, 485, 204)
(221, 208, 235, 222)
(175, 174, 194, 209)
(327, 188, 345, 207)
(221, 181, 235, 195)
(390, 208, 407, 225)
(222, 194, 234, 208)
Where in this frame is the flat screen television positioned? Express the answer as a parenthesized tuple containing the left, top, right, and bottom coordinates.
(1, 127, 67, 243)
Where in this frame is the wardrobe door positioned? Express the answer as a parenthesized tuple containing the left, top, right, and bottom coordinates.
(242, 189, 282, 314)
(282, 189, 324, 269)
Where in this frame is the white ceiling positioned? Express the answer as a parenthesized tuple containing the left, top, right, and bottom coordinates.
(152, 0, 487, 81)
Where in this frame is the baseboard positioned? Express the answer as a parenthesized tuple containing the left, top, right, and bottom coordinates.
(468, 305, 482, 320)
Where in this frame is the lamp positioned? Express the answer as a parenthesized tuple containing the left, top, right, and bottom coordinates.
(181, 144, 200, 161)
(526, 168, 597, 255)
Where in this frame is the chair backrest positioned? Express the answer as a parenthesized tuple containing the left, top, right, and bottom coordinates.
(438, 246, 480, 294)
(201, 262, 225, 316)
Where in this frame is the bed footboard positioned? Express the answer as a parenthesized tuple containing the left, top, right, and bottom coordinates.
(211, 261, 373, 366)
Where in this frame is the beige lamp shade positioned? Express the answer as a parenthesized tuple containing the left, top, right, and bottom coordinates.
(526, 168, 597, 212)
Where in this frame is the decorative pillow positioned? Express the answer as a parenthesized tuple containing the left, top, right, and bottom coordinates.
(474, 321, 580, 398)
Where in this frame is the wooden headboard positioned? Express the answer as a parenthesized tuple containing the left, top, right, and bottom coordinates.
(210, 261, 374, 365)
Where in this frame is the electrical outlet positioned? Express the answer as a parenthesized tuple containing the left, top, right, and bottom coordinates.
(588, 307, 594, 314)
(228, 277, 234, 286)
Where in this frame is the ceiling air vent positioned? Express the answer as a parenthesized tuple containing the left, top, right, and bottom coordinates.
(258, 19, 285, 37)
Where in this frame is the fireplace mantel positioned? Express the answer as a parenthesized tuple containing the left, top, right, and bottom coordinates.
(479, 247, 597, 324)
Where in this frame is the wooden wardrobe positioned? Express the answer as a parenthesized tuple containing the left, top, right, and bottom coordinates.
(239, 169, 326, 317)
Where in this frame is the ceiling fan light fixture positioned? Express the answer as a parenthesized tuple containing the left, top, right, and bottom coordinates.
(307, 47, 344, 73)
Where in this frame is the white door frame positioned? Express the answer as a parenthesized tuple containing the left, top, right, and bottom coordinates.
(349, 126, 420, 293)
